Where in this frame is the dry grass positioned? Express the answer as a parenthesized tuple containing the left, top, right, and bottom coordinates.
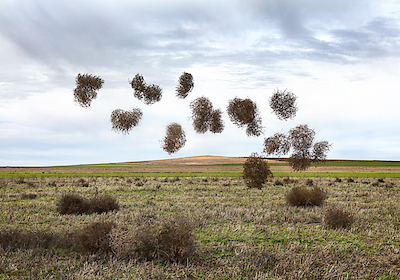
(1, 176, 400, 279)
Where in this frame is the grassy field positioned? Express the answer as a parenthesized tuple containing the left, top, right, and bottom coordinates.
(2, 159, 400, 178)
(1, 175, 400, 279)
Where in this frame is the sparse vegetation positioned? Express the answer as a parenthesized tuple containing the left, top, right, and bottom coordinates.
(1, 172, 400, 278)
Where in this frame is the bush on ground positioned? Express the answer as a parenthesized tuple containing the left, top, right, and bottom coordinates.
(90, 194, 120, 214)
(285, 186, 326, 207)
(324, 208, 354, 229)
(56, 194, 91, 215)
(73, 221, 116, 254)
(243, 153, 273, 189)
(57, 193, 119, 215)
(157, 216, 195, 262)
(109, 216, 195, 262)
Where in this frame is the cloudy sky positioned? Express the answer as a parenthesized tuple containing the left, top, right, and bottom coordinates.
(1, 0, 400, 166)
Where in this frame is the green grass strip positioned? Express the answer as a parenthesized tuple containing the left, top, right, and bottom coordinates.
(1, 170, 400, 178)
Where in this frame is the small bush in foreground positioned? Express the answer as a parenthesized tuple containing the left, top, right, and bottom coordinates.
(285, 186, 326, 207)
(324, 208, 354, 229)
(243, 153, 273, 189)
(56, 194, 90, 215)
(157, 216, 195, 262)
(109, 216, 195, 262)
(74, 221, 116, 254)
(90, 194, 120, 214)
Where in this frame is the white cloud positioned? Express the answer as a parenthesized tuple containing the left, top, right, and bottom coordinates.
(1, 0, 400, 165)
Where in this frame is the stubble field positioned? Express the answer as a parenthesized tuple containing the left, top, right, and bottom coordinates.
(1, 156, 400, 279)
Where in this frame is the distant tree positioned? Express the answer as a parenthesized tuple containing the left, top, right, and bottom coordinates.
(110, 108, 143, 134)
(190, 96, 224, 134)
(243, 152, 273, 189)
(226, 97, 263, 137)
(161, 123, 187, 155)
(130, 73, 162, 105)
(269, 89, 298, 121)
(176, 72, 194, 99)
(73, 73, 104, 108)
(263, 124, 331, 171)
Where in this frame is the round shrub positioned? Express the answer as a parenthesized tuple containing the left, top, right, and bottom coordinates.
(285, 186, 326, 207)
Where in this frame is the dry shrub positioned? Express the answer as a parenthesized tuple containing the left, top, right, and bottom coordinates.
(285, 186, 327, 207)
(110, 108, 143, 134)
(176, 72, 194, 99)
(108, 224, 138, 259)
(269, 88, 298, 121)
(73, 73, 104, 108)
(0, 227, 59, 250)
(157, 216, 194, 262)
(132, 223, 158, 261)
(130, 73, 162, 105)
(57, 193, 119, 215)
(227, 97, 263, 137)
(76, 178, 89, 187)
(263, 133, 290, 156)
(190, 96, 224, 134)
(56, 194, 91, 215)
(243, 153, 273, 189)
(161, 122, 186, 155)
(324, 208, 354, 229)
(74, 221, 115, 254)
(110, 216, 194, 262)
(90, 194, 120, 214)
(264, 125, 331, 171)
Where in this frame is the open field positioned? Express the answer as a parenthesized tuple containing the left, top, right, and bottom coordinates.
(1, 156, 400, 279)
(2, 155, 400, 178)
(1, 174, 400, 279)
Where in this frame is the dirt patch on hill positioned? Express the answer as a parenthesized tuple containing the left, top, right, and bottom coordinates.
(124, 155, 282, 165)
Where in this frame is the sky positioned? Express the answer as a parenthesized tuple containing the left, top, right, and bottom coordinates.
(1, 0, 400, 166)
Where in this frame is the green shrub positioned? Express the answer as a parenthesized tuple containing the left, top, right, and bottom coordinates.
(285, 186, 326, 207)
(324, 208, 353, 229)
